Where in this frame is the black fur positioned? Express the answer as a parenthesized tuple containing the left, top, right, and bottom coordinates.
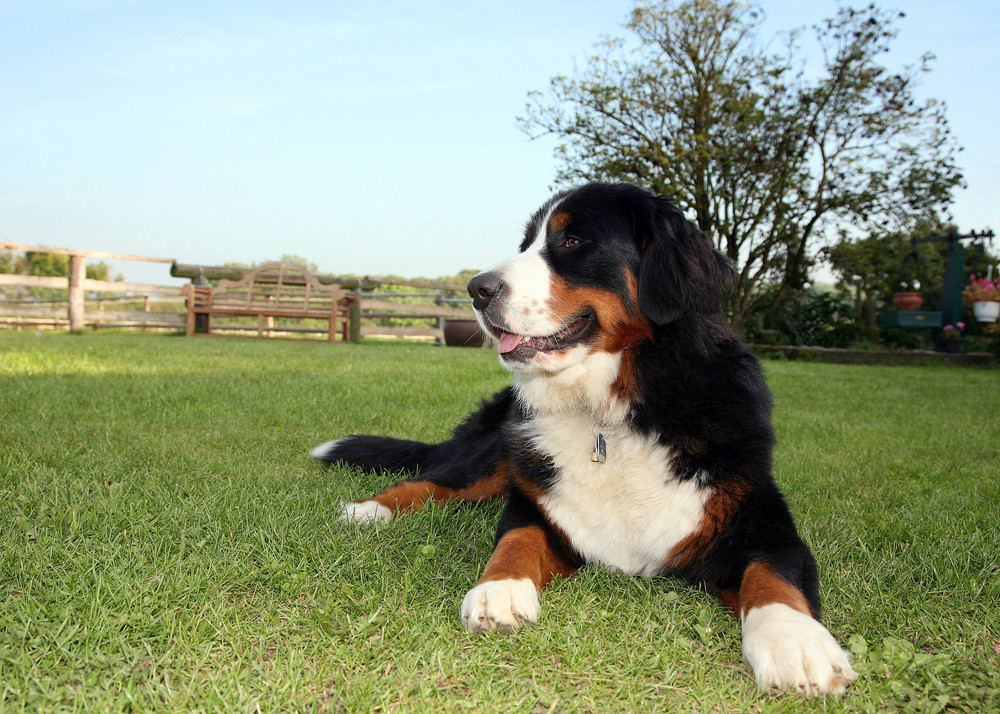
(314, 387, 515, 491)
(317, 181, 820, 616)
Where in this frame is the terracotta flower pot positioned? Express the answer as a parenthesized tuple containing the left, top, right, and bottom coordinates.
(893, 292, 923, 311)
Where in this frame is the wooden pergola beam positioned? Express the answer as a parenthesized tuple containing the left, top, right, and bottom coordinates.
(0, 242, 174, 264)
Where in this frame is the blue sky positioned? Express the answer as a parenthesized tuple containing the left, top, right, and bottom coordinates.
(2, 0, 997, 287)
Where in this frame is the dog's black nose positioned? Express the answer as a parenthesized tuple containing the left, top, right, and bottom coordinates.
(467, 272, 505, 311)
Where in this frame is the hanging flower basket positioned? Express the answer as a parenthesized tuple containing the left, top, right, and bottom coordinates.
(964, 274, 1000, 323)
(972, 300, 1000, 323)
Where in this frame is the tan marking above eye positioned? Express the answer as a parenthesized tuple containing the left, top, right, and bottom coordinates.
(549, 211, 571, 232)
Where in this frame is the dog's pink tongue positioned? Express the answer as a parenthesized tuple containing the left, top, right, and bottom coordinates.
(497, 331, 523, 354)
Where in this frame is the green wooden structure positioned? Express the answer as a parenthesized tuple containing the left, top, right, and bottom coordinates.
(881, 229, 994, 332)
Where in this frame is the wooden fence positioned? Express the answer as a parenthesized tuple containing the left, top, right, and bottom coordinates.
(0, 270, 476, 342)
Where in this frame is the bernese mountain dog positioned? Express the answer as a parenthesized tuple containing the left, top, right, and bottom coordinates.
(312, 182, 857, 695)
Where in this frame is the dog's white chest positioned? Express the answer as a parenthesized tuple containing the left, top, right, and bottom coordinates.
(527, 414, 710, 577)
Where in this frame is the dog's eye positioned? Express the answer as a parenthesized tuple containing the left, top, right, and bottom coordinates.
(561, 236, 583, 249)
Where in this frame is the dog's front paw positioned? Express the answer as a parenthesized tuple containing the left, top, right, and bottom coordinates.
(460, 578, 540, 633)
(742, 603, 858, 696)
(339, 500, 393, 525)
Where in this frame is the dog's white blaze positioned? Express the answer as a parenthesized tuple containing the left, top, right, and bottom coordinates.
(490, 249, 556, 336)
(529, 412, 709, 577)
(742, 603, 858, 694)
(486, 203, 570, 339)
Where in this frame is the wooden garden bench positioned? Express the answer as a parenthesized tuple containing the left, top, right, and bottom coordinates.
(182, 263, 352, 342)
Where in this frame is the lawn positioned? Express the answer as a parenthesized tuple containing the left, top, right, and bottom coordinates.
(1, 332, 998, 713)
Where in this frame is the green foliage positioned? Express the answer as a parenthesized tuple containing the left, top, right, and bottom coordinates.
(0, 249, 120, 300)
(520, 0, 964, 329)
(826, 225, 998, 310)
(1, 333, 998, 711)
(220, 254, 320, 275)
(0, 249, 116, 281)
(746, 286, 867, 347)
(24, 251, 73, 277)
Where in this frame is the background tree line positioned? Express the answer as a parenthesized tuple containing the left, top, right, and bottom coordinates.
(519, 0, 976, 333)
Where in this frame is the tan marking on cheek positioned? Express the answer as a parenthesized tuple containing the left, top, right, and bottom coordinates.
(546, 271, 652, 402)
(549, 211, 571, 232)
(547, 276, 628, 339)
(608, 270, 652, 402)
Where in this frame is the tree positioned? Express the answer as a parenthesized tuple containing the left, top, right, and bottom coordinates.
(519, 0, 963, 329)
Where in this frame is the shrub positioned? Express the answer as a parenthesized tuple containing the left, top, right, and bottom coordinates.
(746, 286, 867, 347)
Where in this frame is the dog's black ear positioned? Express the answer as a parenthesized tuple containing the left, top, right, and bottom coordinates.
(635, 196, 736, 325)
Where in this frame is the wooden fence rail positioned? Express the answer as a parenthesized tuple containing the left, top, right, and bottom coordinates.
(2, 243, 477, 341)
(0, 274, 475, 342)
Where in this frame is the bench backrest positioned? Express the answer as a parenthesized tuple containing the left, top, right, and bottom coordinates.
(212, 263, 346, 313)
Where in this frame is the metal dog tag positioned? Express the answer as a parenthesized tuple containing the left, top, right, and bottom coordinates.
(591, 432, 607, 463)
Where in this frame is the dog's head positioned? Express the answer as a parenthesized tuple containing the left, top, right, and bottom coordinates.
(468, 182, 734, 375)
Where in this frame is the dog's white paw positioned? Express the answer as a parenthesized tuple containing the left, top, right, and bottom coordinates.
(339, 500, 393, 525)
(460, 578, 540, 633)
(742, 603, 858, 696)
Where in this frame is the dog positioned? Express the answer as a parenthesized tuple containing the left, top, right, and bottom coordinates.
(312, 182, 857, 695)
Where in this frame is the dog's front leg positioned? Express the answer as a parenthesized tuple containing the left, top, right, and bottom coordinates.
(461, 523, 577, 633)
(735, 561, 857, 695)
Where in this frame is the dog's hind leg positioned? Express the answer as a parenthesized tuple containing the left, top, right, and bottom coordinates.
(338, 454, 510, 524)
(314, 387, 516, 524)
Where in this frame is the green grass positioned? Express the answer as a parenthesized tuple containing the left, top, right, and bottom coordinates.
(1, 332, 998, 712)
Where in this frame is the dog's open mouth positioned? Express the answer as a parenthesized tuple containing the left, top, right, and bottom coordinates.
(489, 312, 595, 359)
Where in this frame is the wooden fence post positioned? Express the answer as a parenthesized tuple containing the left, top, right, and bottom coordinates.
(349, 291, 362, 343)
(68, 254, 86, 331)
